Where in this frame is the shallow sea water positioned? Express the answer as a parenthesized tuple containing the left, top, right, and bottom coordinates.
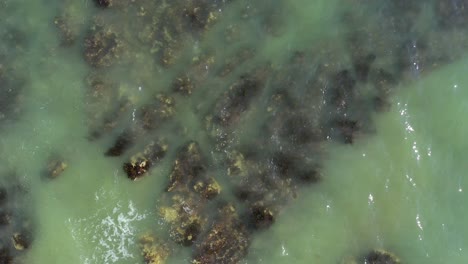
(1, 0, 468, 263)
(248, 58, 468, 263)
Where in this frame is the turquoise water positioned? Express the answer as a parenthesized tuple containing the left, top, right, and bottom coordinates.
(1, 0, 468, 263)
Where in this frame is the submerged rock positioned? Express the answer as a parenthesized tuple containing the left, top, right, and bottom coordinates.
(364, 249, 401, 264)
(160, 194, 205, 246)
(93, 0, 112, 8)
(279, 114, 321, 145)
(172, 75, 194, 96)
(11, 232, 30, 251)
(342, 249, 401, 264)
(0, 210, 11, 226)
(328, 70, 357, 113)
(330, 119, 361, 144)
(192, 204, 249, 264)
(139, 234, 170, 264)
(353, 53, 376, 82)
(211, 72, 265, 127)
(124, 158, 151, 181)
(0, 67, 24, 125)
(105, 130, 134, 157)
(123, 139, 168, 180)
(84, 24, 122, 68)
(44, 157, 68, 180)
(139, 94, 176, 131)
(0, 188, 6, 206)
(166, 142, 205, 192)
(53, 16, 76, 46)
(0, 247, 13, 264)
(160, 142, 220, 247)
(248, 204, 274, 230)
(0, 176, 34, 263)
(435, 0, 468, 28)
(193, 177, 221, 200)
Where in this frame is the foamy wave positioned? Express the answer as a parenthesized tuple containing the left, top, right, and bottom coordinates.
(67, 192, 147, 264)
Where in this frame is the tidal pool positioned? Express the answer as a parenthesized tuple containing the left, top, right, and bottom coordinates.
(0, 0, 468, 264)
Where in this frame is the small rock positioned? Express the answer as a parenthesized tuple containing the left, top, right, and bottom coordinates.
(123, 158, 151, 181)
(12, 232, 30, 251)
(45, 158, 68, 179)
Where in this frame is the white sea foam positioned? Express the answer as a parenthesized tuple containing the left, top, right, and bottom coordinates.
(68, 195, 147, 264)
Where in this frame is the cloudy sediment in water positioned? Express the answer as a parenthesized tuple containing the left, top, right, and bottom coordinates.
(0, 0, 468, 263)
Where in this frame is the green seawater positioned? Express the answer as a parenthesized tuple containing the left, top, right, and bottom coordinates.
(0, 0, 468, 263)
(248, 59, 468, 263)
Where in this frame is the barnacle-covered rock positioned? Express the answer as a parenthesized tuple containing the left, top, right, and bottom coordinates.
(166, 142, 205, 192)
(172, 75, 194, 96)
(193, 177, 221, 200)
(11, 232, 30, 251)
(159, 194, 204, 246)
(139, 94, 175, 131)
(123, 140, 168, 180)
(84, 23, 122, 67)
(192, 204, 249, 264)
(139, 234, 170, 264)
(123, 158, 150, 181)
(160, 142, 217, 246)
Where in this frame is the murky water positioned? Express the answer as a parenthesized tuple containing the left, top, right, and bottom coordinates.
(1, 0, 468, 263)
